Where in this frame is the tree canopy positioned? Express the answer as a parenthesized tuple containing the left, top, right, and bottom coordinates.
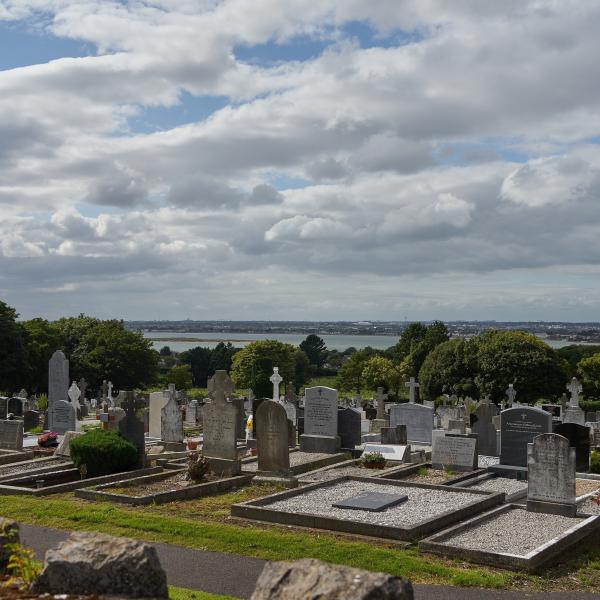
(577, 352, 600, 399)
(299, 334, 327, 370)
(0, 300, 29, 393)
(392, 321, 449, 376)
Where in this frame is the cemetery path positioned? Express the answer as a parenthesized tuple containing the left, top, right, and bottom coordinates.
(19, 524, 600, 600)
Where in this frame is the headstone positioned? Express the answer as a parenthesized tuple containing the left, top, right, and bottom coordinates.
(563, 377, 586, 425)
(270, 367, 283, 403)
(389, 403, 434, 444)
(23, 410, 40, 432)
(185, 400, 198, 424)
(208, 371, 234, 402)
(48, 350, 69, 407)
(432, 433, 478, 472)
(55, 431, 83, 458)
(472, 399, 499, 456)
(119, 391, 146, 467)
(381, 424, 407, 445)
(232, 397, 246, 440)
(48, 400, 76, 435)
(374, 387, 388, 420)
(500, 406, 552, 467)
(554, 422, 591, 472)
(337, 407, 361, 449)
(7, 397, 23, 417)
(438, 406, 459, 430)
(527, 433, 576, 517)
(405, 377, 419, 403)
(161, 390, 183, 446)
(0, 421, 23, 451)
(256, 400, 293, 481)
(299, 387, 340, 453)
(148, 391, 169, 438)
(282, 399, 297, 425)
(447, 419, 466, 434)
(505, 383, 517, 407)
(0, 398, 6, 420)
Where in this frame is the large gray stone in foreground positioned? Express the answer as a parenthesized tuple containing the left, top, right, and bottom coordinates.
(32, 531, 168, 598)
(250, 558, 413, 600)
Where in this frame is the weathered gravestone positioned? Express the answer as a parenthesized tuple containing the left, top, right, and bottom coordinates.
(48, 400, 76, 436)
(119, 391, 146, 467)
(447, 419, 466, 434)
(185, 400, 198, 424)
(256, 400, 296, 486)
(500, 406, 552, 467)
(337, 407, 361, 449)
(432, 433, 478, 472)
(48, 350, 69, 407)
(299, 387, 340, 454)
(0, 398, 7, 420)
(381, 424, 407, 445)
(202, 371, 240, 475)
(472, 399, 499, 456)
(161, 390, 184, 448)
(23, 410, 40, 432)
(0, 420, 23, 451)
(405, 378, 419, 403)
(563, 377, 585, 426)
(231, 397, 246, 440)
(7, 397, 23, 417)
(527, 433, 576, 517)
(438, 406, 459, 430)
(148, 390, 170, 439)
(554, 422, 591, 472)
(389, 403, 434, 444)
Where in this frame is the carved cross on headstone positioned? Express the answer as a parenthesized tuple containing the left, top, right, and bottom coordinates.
(78, 378, 88, 401)
(208, 370, 234, 403)
(374, 387, 388, 419)
(505, 384, 517, 406)
(567, 377, 582, 408)
(270, 367, 283, 402)
(405, 377, 419, 403)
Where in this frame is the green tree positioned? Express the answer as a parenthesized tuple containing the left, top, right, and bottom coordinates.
(0, 300, 29, 393)
(475, 330, 569, 403)
(159, 346, 172, 356)
(419, 338, 478, 401)
(299, 334, 327, 371)
(22, 318, 63, 393)
(577, 353, 600, 399)
(54, 314, 101, 356)
(557, 344, 600, 377)
(70, 320, 159, 390)
(293, 349, 311, 391)
(180, 346, 212, 387)
(209, 342, 238, 373)
(392, 321, 449, 376)
(362, 356, 395, 390)
(166, 364, 193, 390)
(231, 340, 296, 397)
(336, 348, 379, 394)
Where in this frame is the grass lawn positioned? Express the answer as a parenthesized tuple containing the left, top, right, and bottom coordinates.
(1, 484, 599, 594)
(170, 587, 238, 600)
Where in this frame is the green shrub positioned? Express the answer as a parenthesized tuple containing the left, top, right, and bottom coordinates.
(581, 399, 600, 412)
(70, 429, 138, 477)
(591, 451, 600, 474)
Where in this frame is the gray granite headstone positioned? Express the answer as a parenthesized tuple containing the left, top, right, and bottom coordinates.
(333, 491, 408, 512)
(7, 397, 23, 417)
(500, 406, 552, 467)
(527, 433, 576, 517)
(48, 399, 76, 435)
(256, 400, 290, 475)
(381, 425, 407, 445)
(300, 386, 340, 453)
(389, 403, 434, 444)
(48, 350, 69, 407)
(119, 391, 146, 467)
(432, 433, 478, 472)
(472, 400, 499, 456)
(161, 392, 183, 444)
(0, 420, 23, 451)
(337, 407, 362, 449)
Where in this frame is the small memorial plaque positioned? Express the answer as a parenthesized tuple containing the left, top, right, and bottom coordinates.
(333, 491, 408, 512)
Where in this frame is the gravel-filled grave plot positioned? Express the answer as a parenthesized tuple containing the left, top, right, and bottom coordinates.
(420, 504, 600, 571)
(242, 451, 348, 476)
(0, 457, 72, 482)
(576, 479, 600, 498)
(298, 459, 410, 484)
(231, 476, 504, 541)
(76, 468, 253, 505)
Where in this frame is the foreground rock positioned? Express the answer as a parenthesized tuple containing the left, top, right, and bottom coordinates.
(250, 558, 414, 600)
(31, 532, 168, 598)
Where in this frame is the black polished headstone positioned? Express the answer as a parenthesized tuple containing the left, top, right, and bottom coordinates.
(554, 422, 591, 472)
(0, 398, 7, 420)
(333, 491, 408, 512)
(337, 407, 362, 449)
(23, 410, 40, 432)
(500, 407, 552, 467)
(7, 397, 23, 417)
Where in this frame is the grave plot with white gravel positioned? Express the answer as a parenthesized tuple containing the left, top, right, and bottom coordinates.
(447, 474, 528, 502)
(420, 504, 600, 571)
(231, 475, 504, 541)
(242, 451, 347, 475)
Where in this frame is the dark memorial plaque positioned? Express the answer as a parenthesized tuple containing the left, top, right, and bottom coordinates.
(500, 407, 552, 467)
(554, 422, 591, 472)
(333, 491, 408, 512)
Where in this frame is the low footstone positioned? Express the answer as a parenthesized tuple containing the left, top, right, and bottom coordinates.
(32, 531, 168, 598)
(333, 491, 408, 512)
(249, 558, 414, 600)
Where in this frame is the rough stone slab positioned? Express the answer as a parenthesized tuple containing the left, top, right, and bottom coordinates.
(32, 531, 168, 597)
(250, 558, 414, 600)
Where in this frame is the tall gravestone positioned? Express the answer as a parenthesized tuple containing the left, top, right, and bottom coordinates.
(500, 406, 552, 467)
(527, 433, 576, 517)
(255, 400, 295, 485)
(119, 391, 146, 467)
(148, 390, 170, 438)
(202, 371, 240, 475)
(389, 403, 434, 444)
(337, 407, 362, 449)
(47, 350, 69, 431)
(554, 422, 591, 472)
(300, 386, 340, 454)
(161, 390, 184, 448)
(472, 399, 499, 456)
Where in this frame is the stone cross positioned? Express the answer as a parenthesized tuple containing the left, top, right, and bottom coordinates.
(208, 370, 234, 404)
(505, 384, 517, 406)
(101, 380, 108, 400)
(405, 377, 419, 403)
(78, 378, 88, 401)
(107, 381, 113, 404)
(567, 377, 582, 408)
(17, 389, 27, 399)
(270, 367, 283, 402)
(374, 387, 388, 420)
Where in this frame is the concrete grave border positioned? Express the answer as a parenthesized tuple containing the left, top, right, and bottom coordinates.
(241, 451, 348, 476)
(0, 450, 35, 465)
(419, 504, 600, 571)
(376, 462, 486, 486)
(0, 457, 74, 482)
(0, 466, 161, 496)
(231, 475, 504, 542)
(76, 468, 253, 505)
(298, 458, 414, 484)
(446, 473, 527, 503)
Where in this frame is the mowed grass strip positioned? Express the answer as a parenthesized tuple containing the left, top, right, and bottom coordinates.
(169, 586, 239, 600)
(0, 494, 514, 589)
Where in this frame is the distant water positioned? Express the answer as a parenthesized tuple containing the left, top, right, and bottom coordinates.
(143, 330, 593, 352)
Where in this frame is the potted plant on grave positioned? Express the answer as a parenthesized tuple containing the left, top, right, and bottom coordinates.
(37, 432, 59, 447)
(361, 451, 386, 470)
(186, 438, 198, 451)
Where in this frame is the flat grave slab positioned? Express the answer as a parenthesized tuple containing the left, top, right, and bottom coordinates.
(333, 491, 408, 512)
(231, 476, 503, 541)
(420, 504, 600, 571)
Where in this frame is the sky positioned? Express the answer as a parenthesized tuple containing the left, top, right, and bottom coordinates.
(1, 1, 600, 322)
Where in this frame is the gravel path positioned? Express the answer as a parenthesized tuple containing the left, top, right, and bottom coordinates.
(243, 452, 335, 472)
(465, 477, 527, 495)
(266, 480, 482, 528)
(576, 479, 600, 497)
(444, 508, 583, 555)
(0, 458, 69, 478)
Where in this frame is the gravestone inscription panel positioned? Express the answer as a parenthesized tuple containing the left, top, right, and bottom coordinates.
(0, 420, 23, 451)
(431, 433, 478, 472)
(500, 407, 552, 467)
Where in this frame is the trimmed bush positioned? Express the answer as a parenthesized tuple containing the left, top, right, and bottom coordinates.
(70, 429, 138, 478)
(591, 451, 600, 475)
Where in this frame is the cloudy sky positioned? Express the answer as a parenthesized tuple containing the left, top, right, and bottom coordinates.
(1, 1, 600, 322)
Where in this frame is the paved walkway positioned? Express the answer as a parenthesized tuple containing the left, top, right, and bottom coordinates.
(19, 524, 600, 600)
